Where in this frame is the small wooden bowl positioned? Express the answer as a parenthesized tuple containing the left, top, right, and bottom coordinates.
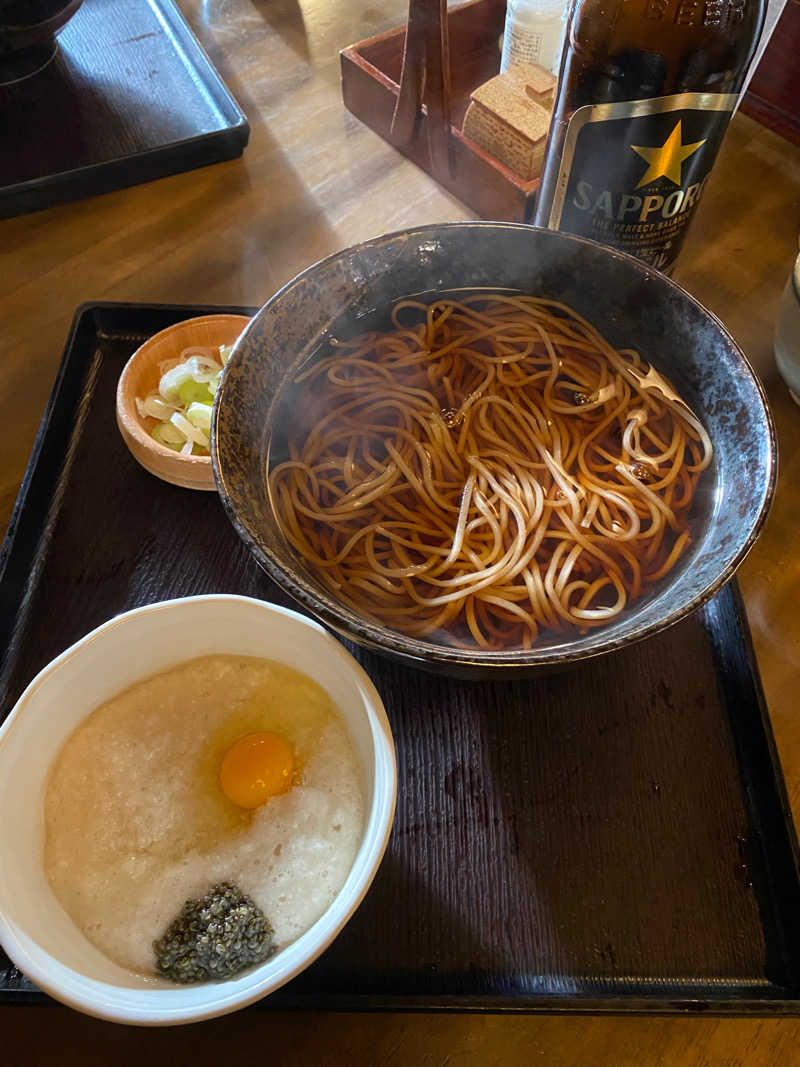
(116, 314, 252, 491)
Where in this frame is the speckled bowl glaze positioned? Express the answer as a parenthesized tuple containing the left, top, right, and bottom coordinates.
(213, 224, 776, 677)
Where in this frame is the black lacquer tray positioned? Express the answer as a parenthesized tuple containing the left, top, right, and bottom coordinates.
(0, 0, 248, 218)
(2, 302, 800, 1014)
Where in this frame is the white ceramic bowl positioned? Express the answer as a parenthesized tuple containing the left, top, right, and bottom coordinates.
(0, 595, 396, 1026)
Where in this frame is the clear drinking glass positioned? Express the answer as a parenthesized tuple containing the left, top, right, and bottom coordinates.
(774, 252, 800, 407)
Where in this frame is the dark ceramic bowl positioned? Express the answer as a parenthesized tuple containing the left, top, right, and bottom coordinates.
(0, 0, 83, 51)
(212, 224, 775, 677)
(0, 0, 82, 85)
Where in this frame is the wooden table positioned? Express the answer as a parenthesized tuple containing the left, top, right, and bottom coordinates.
(2, 0, 800, 1062)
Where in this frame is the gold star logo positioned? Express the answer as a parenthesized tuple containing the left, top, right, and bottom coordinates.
(630, 121, 706, 189)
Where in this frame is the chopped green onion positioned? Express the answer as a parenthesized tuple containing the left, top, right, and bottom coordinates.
(159, 363, 194, 402)
(185, 402, 212, 432)
(178, 378, 214, 406)
(170, 411, 209, 448)
(136, 337, 242, 459)
(136, 395, 175, 420)
(151, 422, 184, 452)
(186, 355, 221, 382)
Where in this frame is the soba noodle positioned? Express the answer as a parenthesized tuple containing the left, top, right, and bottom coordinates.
(268, 294, 712, 649)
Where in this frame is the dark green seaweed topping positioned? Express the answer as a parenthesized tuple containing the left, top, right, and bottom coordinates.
(153, 882, 276, 984)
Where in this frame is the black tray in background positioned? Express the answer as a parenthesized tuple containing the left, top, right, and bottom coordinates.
(2, 302, 800, 1015)
(0, 0, 248, 218)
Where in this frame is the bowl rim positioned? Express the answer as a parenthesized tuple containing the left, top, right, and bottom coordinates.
(0, 594, 397, 1025)
(212, 222, 778, 670)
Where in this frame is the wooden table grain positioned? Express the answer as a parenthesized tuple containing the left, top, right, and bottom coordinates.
(1, 0, 800, 1062)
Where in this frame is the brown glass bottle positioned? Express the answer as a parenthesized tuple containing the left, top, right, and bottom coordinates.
(533, 0, 766, 272)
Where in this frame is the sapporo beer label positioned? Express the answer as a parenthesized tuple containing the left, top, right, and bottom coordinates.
(547, 93, 737, 271)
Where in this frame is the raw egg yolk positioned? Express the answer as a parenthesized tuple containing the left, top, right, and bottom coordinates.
(219, 732, 295, 809)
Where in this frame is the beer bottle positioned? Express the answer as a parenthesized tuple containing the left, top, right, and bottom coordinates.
(533, 0, 766, 272)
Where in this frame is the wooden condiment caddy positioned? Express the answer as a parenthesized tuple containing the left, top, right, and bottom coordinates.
(340, 0, 540, 221)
